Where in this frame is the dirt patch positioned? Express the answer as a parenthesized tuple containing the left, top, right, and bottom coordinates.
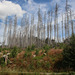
(48, 48, 63, 56)
(17, 51, 25, 59)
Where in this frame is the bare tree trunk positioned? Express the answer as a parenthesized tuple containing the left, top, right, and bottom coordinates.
(8, 18, 12, 48)
(50, 10, 53, 44)
(3, 17, 8, 48)
(37, 7, 43, 47)
(47, 11, 50, 45)
(13, 15, 17, 47)
(70, 9, 74, 35)
(65, 13, 67, 39)
(31, 14, 34, 46)
(55, 3, 58, 42)
(44, 11, 46, 45)
(62, 14, 64, 41)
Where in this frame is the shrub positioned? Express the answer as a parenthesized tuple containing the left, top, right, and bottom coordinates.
(27, 52, 32, 57)
(45, 61, 50, 70)
(29, 61, 35, 70)
(10, 47, 18, 58)
(33, 56, 43, 60)
(0, 48, 2, 52)
(43, 45, 50, 54)
(43, 44, 50, 51)
(36, 61, 41, 68)
(31, 45, 35, 50)
(24, 53, 28, 58)
(0, 57, 5, 67)
(35, 49, 39, 56)
(26, 46, 31, 51)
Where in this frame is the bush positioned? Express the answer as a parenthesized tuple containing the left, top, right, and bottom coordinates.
(24, 53, 28, 58)
(31, 45, 35, 50)
(33, 56, 43, 60)
(26, 46, 31, 51)
(27, 52, 32, 57)
(36, 61, 41, 68)
(35, 49, 39, 56)
(26, 45, 35, 51)
(10, 47, 18, 58)
(0, 48, 2, 52)
(0, 57, 5, 67)
(43, 44, 50, 51)
(29, 61, 35, 70)
(63, 34, 75, 70)
(45, 61, 50, 70)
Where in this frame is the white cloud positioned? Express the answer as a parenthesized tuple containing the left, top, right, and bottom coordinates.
(28, 0, 32, 4)
(0, 1, 25, 19)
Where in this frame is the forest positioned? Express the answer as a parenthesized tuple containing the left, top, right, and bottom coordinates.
(2, 0, 75, 48)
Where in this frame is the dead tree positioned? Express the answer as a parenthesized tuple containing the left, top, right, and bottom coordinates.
(50, 10, 53, 43)
(37, 7, 42, 47)
(62, 13, 64, 41)
(55, 3, 58, 42)
(65, 0, 70, 38)
(54, 6, 57, 41)
(31, 14, 34, 46)
(44, 11, 46, 44)
(3, 17, 8, 48)
(65, 13, 67, 39)
(47, 11, 50, 45)
(70, 9, 74, 35)
(13, 15, 17, 47)
(8, 18, 12, 48)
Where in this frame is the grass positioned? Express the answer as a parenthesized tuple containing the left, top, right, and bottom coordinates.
(0, 71, 75, 75)
(33, 55, 44, 60)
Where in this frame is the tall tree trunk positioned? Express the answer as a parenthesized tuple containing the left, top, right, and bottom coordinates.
(3, 17, 8, 48)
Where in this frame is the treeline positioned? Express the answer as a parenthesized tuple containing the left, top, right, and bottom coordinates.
(2, 0, 75, 48)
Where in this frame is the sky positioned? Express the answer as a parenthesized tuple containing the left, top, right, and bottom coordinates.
(0, 0, 74, 19)
(0, 0, 75, 43)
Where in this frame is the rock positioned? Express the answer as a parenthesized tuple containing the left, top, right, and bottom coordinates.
(33, 55, 36, 57)
(7, 53, 10, 56)
(3, 55, 8, 65)
(43, 53, 46, 56)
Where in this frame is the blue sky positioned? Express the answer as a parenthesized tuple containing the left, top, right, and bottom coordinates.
(0, 0, 75, 19)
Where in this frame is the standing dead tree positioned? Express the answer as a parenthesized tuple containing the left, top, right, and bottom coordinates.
(12, 15, 17, 47)
(62, 13, 64, 41)
(37, 7, 43, 47)
(70, 9, 74, 35)
(2, 17, 8, 48)
(44, 11, 46, 44)
(30, 14, 34, 46)
(55, 3, 59, 42)
(8, 18, 12, 48)
(47, 11, 50, 45)
(50, 10, 53, 44)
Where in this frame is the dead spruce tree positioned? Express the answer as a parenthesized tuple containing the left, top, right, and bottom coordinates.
(47, 11, 50, 45)
(37, 7, 43, 47)
(62, 13, 64, 41)
(50, 10, 53, 44)
(13, 15, 17, 47)
(44, 11, 46, 44)
(65, 0, 70, 38)
(55, 3, 59, 42)
(3, 17, 8, 48)
(70, 9, 74, 35)
(30, 14, 34, 46)
(8, 18, 12, 48)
